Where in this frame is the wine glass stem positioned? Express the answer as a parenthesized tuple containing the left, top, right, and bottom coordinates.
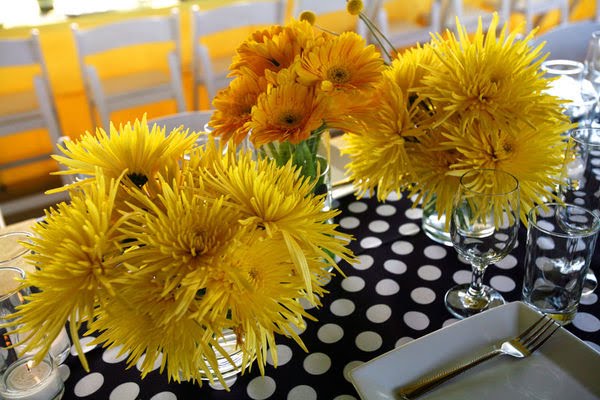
(467, 264, 487, 299)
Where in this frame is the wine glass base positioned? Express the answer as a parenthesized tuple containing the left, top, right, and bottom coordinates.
(444, 283, 505, 319)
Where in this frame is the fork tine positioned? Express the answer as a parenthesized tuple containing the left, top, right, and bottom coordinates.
(515, 314, 547, 341)
(527, 319, 561, 353)
(521, 317, 556, 349)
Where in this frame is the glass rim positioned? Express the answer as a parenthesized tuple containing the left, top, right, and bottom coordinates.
(540, 59, 585, 75)
(0, 266, 26, 301)
(0, 231, 33, 265)
(458, 168, 520, 196)
(570, 128, 600, 148)
(527, 202, 600, 238)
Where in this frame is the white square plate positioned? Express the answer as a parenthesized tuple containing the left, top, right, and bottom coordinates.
(350, 302, 600, 400)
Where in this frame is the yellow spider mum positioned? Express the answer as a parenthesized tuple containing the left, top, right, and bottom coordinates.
(53, 115, 198, 190)
(296, 31, 384, 94)
(250, 79, 330, 146)
(7, 173, 128, 370)
(210, 68, 267, 145)
(342, 74, 429, 200)
(421, 14, 549, 133)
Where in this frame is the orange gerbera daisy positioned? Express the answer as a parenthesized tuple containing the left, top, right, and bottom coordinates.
(210, 68, 267, 144)
(249, 79, 329, 146)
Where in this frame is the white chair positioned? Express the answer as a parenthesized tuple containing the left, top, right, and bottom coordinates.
(72, 9, 186, 131)
(148, 111, 214, 134)
(191, 1, 286, 110)
(442, 0, 511, 34)
(370, 0, 441, 60)
(292, 0, 371, 38)
(511, 0, 570, 34)
(530, 21, 600, 62)
(0, 29, 70, 221)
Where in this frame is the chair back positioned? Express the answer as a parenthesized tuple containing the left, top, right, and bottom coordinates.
(148, 111, 214, 134)
(71, 9, 186, 130)
(530, 21, 600, 62)
(191, 1, 286, 109)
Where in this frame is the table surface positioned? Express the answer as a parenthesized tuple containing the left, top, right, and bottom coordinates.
(31, 191, 595, 400)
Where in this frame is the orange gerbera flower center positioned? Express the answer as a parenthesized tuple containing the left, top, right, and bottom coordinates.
(278, 111, 302, 127)
(327, 66, 350, 84)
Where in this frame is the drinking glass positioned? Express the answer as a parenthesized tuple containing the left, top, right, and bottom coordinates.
(561, 127, 600, 295)
(445, 169, 520, 319)
(541, 59, 597, 125)
(522, 203, 600, 324)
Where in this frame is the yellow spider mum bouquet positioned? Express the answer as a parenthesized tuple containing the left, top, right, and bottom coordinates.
(209, 17, 385, 193)
(3, 116, 355, 388)
(339, 4, 572, 225)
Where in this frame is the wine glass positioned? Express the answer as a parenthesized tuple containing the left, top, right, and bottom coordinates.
(445, 169, 520, 319)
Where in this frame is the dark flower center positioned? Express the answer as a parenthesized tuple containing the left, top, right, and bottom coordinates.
(327, 66, 350, 83)
(128, 173, 148, 188)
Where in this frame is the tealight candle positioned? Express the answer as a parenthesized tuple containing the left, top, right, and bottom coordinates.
(0, 356, 64, 400)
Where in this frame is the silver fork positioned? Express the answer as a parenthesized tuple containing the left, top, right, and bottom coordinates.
(395, 314, 562, 400)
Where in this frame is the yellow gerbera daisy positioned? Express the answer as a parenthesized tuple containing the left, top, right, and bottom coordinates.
(296, 31, 384, 94)
(250, 79, 330, 146)
(210, 68, 267, 145)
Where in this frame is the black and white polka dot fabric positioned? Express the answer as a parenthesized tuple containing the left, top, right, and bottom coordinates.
(60, 192, 600, 399)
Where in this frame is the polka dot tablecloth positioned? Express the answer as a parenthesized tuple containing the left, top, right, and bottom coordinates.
(60, 192, 600, 399)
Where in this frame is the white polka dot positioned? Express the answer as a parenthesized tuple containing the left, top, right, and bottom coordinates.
(585, 341, 600, 353)
(494, 254, 518, 270)
(411, 287, 436, 304)
(376, 204, 396, 216)
(424, 245, 447, 260)
(303, 353, 331, 375)
(150, 392, 177, 400)
(317, 323, 344, 343)
(395, 336, 414, 347)
(74, 372, 104, 397)
(247, 376, 276, 400)
(355, 331, 383, 352)
(266, 344, 293, 366)
(341, 276, 365, 292)
(343, 361, 364, 382)
(102, 345, 129, 364)
(384, 259, 407, 274)
(453, 270, 472, 284)
(399, 223, 420, 236)
(417, 265, 442, 281)
(572, 312, 600, 332)
(386, 191, 401, 201)
(209, 375, 238, 390)
(405, 208, 423, 220)
(360, 236, 382, 249)
(354, 254, 374, 270)
(489, 275, 516, 292)
(537, 236, 555, 250)
(442, 318, 460, 327)
(333, 396, 358, 400)
(404, 311, 430, 330)
(287, 385, 317, 400)
(71, 336, 97, 356)
(58, 364, 70, 382)
(136, 352, 162, 373)
(391, 241, 414, 255)
(375, 279, 400, 296)
(299, 297, 316, 310)
(366, 304, 392, 323)
(369, 220, 390, 233)
(580, 293, 598, 305)
(348, 202, 368, 213)
(110, 382, 140, 400)
(340, 216, 360, 229)
(330, 298, 356, 316)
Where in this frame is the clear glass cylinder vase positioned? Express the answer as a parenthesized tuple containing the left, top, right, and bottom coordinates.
(201, 329, 244, 382)
(421, 195, 452, 246)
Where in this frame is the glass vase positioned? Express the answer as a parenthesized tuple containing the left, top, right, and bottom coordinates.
(201, 329, 244, 382)
(421, 195, 452, 246)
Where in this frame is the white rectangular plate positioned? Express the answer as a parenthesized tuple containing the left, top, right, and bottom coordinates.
(350, 301, 600, 400)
